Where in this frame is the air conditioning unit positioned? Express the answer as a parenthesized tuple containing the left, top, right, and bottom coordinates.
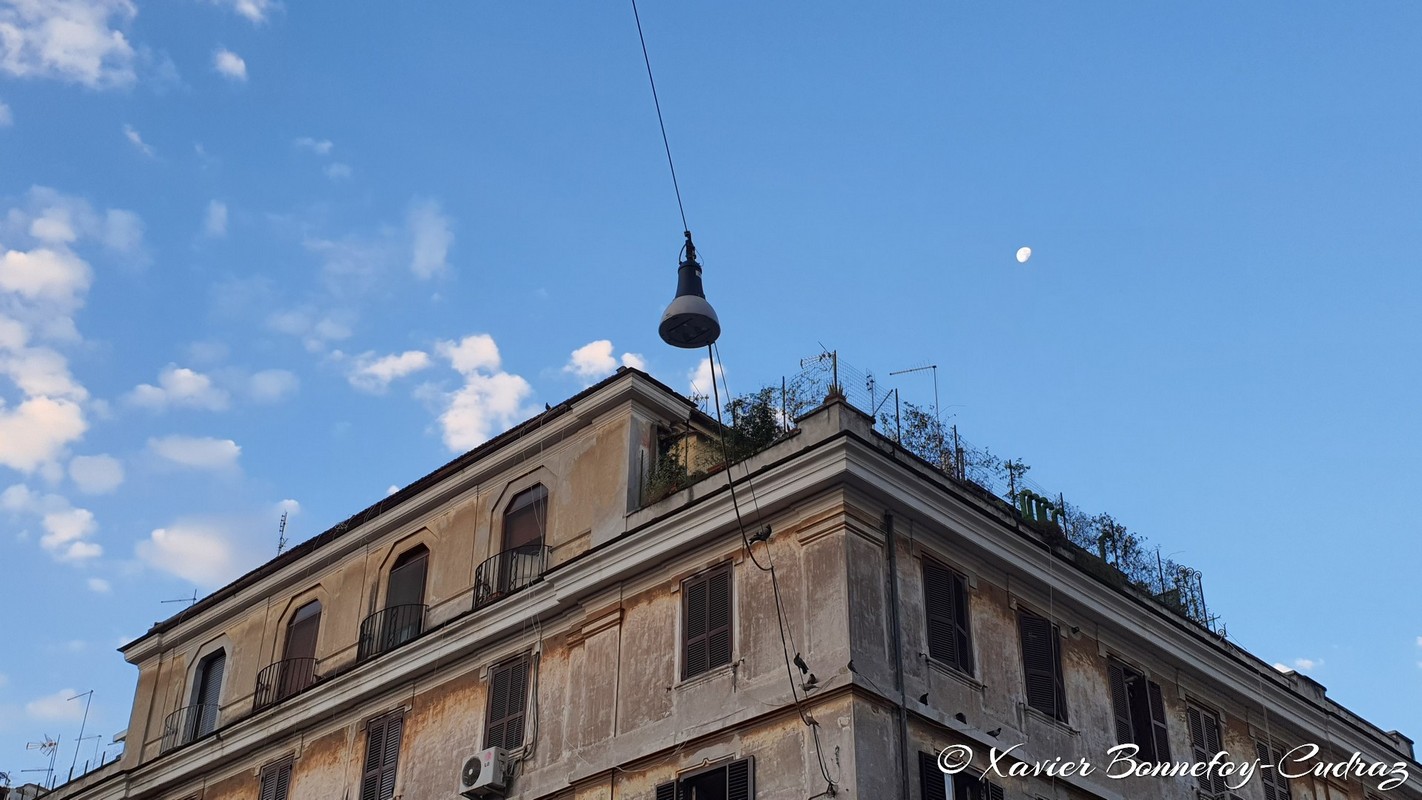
(458, 747, 511, 797)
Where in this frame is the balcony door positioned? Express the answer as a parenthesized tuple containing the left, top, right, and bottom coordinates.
(278, 600, 321, 699)
(382, 546, 428, 649)
(500, 485, 547, 594)
(189, 650, 225, 740)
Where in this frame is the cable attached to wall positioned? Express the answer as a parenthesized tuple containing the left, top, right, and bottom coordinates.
(705, 344, 838, 794)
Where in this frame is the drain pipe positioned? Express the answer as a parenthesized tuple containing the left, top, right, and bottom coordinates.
(884, 510, 911, 800)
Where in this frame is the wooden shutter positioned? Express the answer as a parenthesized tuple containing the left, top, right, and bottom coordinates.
(984, 782, 1004, 800)
(727, 756, 754, 800)
(360, 712, 403, 800)
(285, 601, 321, 661)
(259, 758, 292, 800)
(1146, 680, 1171, 762)
(655, 782, 679, 800)
(1189, 706, 1229, 796)
(503, 485, 547, 550)
(924, 561, 973, 674)
(918, 751, 948, 800)
(683, 565, 732, 679)
(1257, 740, 1292, 800)
(387, 547, 428, 608)
(1018, 610, 1066, 722)
(486, 658, 530, 750)
(194, 650, 225, 736)
(1107, 661, 1134, 745)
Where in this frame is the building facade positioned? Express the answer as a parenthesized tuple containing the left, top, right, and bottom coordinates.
(42, 368, 1419, 800)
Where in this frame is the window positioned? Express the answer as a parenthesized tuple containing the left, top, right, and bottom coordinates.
(278, 600, 320, 696)
(387, 546, 429, 608)
(485, 657, 530, 750)
(360, 711, 404, 800)
(655, 756, 754, 800)
(682, 564, 733, 680)
(502, 484, 548, 551)
(190, 649, 226, 737)
(259, 757, 293, 800)
(1107, 658, 1170, 762)
(1255, 740, 1292, 800)
(1187, 704, 1240, 800)
(918, 751, 1003, 800)
(1017, 608, 1067, 723)
(922, 559, 973, 675)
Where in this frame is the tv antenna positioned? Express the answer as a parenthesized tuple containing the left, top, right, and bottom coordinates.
(890, 364, 942, 464)
(276, 510, 289, 555)
(66, 690, 93, 783)
(161, 590, 198, 607)
(24, 735, 60, 788)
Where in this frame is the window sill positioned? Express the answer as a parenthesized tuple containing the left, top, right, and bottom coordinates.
(926, 657, 985, 692)
(674, 659, 738, 691)
(1022, 703, 1077, 735)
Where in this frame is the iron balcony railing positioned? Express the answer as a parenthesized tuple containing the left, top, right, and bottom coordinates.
(253, 657, 319, 712)
(357, 603, 427, 662)
(473, 544, 549, 610)
(160, 703, 220, 752)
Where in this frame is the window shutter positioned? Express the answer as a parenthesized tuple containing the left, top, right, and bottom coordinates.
(1107, 661, 1133, 745)
(1146, 680, 1171, 762)
(274, 762, 291, 800)
(727, 756, 754, 800)
(682, 565, 732, 679)
(387, 547, 428, 608)
(1018, 611, 1065, 722)
(918, 751, 948, 800)
(707, 567, 732, 670)
(260, 758, 293, 800)
(360, 716, 387, 800)
(1189, 706, 1229, 796)
(377, 714, 403, 798)
(924, 561, 972, 673)
(486, 658, 529, 750)
(655, 782, 678, 800)
(984, 782, 1005, 800)
(259, 769, 278, 800)
(1256, 741, 1291, 800)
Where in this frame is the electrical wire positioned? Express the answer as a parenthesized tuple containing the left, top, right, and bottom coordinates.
(705, 344, 837, 792)
(630, 0, 689, 232)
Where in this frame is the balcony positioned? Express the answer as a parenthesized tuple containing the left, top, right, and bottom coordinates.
(357, 603, 427, 662)
(473, 544, 549, 610)
(160, 703, 219, 752)
(253, 657, 319, 712)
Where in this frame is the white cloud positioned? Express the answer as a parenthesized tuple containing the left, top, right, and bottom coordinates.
(266, 307, 354, 353)
(438, 334, 500, 374)
(87, 577, 110, 593)
(324, 162, 352, 180)
(1292, 658, 1322, 672)
(564, 339, 645, 381)
(247, 369, 298, 403)
(1, 485, 99, 561)
(68, 454, 123, 494)
(275, 497, 299, 516)
(432, 334, 535, 451)
(349, 350, 431, 392)
(293, 136, 332, 155)
(203, 200, 227, 237)
(385, 484, 399, 496)
(127, 365, 230, 411)
(408, 199, 452, 279)
(25, 688, 85, 721)
(1, 346, 87, 399)
(1272, 663, 1291, 673)
(1415, 635, 1421, 648)
(212, 48, 245, 81)
(136, 522, 238, 586)
(688, 356, 725, 400)
(0, 99, 11, 127)
(0, 397, 86, 472)
(102, 208, 143, 255)
(210, 0, 278, 23)
(122, 123, 153, 157)
(148, 435, 241, 470)
(0, 0, 138, 88)
(0, 246, 91, 305)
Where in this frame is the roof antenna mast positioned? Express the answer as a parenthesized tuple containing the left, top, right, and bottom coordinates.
(630, 0, 721, 349)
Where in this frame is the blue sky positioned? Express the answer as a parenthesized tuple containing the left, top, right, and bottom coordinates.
(1, 0, 1419, 783)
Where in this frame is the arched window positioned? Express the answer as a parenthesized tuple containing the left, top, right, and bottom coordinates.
(387, 545, 429, 609)
(276, 600, 321, 699)
(189, 649, 225, 737)
(359, 545, 429, 660)
(502, 484, 547, 552)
